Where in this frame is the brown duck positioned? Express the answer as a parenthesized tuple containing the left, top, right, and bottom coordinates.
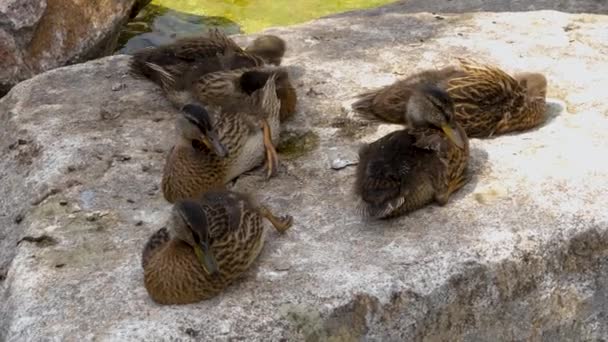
(355, 85, 469, 219)
(352, 58, 547, 138)
(142, 189, 293, 305)
(161, 73, 282, 203)
(129, 29, 297, 121)
(129, 28, 285, 76)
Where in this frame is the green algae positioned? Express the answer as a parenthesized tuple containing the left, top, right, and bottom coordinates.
(277, 130, 320, 159)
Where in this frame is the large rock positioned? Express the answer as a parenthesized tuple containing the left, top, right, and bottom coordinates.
(0, 0, 148, 96)
(1, 1, 608, 340)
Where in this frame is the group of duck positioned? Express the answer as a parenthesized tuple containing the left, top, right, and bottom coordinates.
(129, 29, 548, 305)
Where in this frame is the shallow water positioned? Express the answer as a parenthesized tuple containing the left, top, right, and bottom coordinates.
(152, 0, 395, 33)
(118, 0, 394, 54)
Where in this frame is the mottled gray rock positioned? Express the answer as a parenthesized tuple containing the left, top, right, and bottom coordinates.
(0, 0, 145, 96)
(2, 1, 608, 341)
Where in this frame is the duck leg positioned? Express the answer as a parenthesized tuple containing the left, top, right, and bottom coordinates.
(259, 206, 293, 233)
(435, 174, 469, 206)
(260, 118, 279, 179)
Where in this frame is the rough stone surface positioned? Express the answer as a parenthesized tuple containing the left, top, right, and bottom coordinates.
(0, 0, 145, 96)
(1, 1, 608, 340)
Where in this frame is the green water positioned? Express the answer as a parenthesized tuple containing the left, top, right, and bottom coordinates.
(151, 0, 394, 33)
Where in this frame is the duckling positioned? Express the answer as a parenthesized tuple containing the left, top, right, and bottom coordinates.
(352, 59, 547, 138)
(355, 85, 469, 219)
(161, 74, 281, 203)
(203, 69, 291, 173)
(184, 65, 297, 122)
(447, 59, 547, 137)
(352, 66, 464, 124)
(161, 104, 228, 203)
(245, 35, 286, 66)
(142, 189, 293, 305)
(129, 28, 297, 122)
(129, 29, 286, 84)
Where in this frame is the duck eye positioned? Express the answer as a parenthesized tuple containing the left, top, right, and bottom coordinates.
(191, 139, 206, 151)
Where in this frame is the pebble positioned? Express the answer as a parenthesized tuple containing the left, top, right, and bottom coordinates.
(331, 158, 358, 170)
(85, 211, 109, 222)
(115, 154, 131, 162)
(184, 328, 199, 337)
(111, 83, 125, 91)
(218, 322, 231, 334)
(274, 260, 292, 271)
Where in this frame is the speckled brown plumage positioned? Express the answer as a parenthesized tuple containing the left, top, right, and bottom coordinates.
(142, 190, 292, 305)
(128, 29, 295, 117)
(352, 66, 465, 124)
(277, 82, 297, 121)
(186, 66, 297, 122)
(161, 76, 281, 203)
(355, 124, 469, 219)
(129, 29, 285, 87)
(354, 85, 469, 220)
(446, 59, 547, 137)
(352, 59, 547, 138)
(141, 227, 170, 269)
(244, 35, 286, 66)
(161, 142, 226, 203)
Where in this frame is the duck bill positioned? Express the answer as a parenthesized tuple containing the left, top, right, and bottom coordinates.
(441, 123, 466, 149)
(193, 244, 219, 276)
(201, 132, 228, 158)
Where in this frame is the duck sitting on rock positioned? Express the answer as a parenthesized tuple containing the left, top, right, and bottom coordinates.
(129, 29, 297, 120)
(352, 58, 547, 138)
(129, 28, 285, 78)
(161, 72, 283, 203)
(142, 189, 293, 305)
(355, 85, 469, 219)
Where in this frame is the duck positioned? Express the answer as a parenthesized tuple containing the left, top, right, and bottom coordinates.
(244, 34, 286, 66)
(352, 58, 547, 138)
(141, 189, 293, 305)
(170, 65, 297, 122)
(129, 29, 297, 120)
(354, 85, 469, 219)
(161, 72, 282, 203)
(129, 28, 285, 81)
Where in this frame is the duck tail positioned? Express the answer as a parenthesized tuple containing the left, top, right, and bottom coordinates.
(129, 51, 177, 88)
(207, 28, 243, 52)
(130, 54, 197, 109)
(141, 227, 170, 269)
(351, 91, 384, 122)
(356, 196, 405, 220)
(130, 48, 162, 78)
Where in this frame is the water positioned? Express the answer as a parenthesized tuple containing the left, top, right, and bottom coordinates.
(151, 0, 395, 33)
(118, 0, 394, 54)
